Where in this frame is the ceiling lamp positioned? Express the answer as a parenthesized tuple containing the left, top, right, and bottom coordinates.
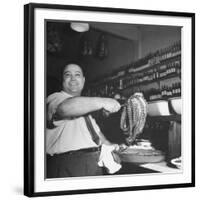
(70, 22, 89, 32)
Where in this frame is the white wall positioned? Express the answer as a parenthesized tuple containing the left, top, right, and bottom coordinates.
(1, 0, 199, 200)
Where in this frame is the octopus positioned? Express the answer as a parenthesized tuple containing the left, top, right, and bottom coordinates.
(120, 93, 148, 145)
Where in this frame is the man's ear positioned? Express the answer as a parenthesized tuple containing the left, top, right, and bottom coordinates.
(83, 77, 85, 85)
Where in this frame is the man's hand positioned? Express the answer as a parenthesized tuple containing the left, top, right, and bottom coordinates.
(102, 98, 121, 113)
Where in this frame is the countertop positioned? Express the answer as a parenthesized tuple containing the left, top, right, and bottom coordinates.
(112, 161, 181, 175)
(140, 161, 181, 173)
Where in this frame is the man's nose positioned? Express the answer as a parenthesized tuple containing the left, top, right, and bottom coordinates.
(70, 75, 76, 81)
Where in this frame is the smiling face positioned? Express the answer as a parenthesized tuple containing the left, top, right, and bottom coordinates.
(62, 64, 85, 96)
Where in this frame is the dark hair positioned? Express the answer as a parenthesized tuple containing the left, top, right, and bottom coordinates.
(60, 60, 86, 81)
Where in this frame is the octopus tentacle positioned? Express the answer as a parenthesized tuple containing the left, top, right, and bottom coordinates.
(120, 93, 147, 145)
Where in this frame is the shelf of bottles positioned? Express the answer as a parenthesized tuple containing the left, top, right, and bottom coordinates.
(84, 40, 181, 102)
(147, 82, 181, 101)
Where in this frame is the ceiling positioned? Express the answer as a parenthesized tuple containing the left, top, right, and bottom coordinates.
(80, 22, 181, 43)
(90, 22, 140, 41)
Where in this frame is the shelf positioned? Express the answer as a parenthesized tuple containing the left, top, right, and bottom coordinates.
(127, 53, 181, 74)
(147, 96, 181, 103)
(85, 41, 181, 100)
(147, 115, 181, 122)
(89, 53, 181, 88)
(120, 73, 180, 93)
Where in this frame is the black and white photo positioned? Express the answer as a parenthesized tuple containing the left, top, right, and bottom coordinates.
(24, 3, 195, 197)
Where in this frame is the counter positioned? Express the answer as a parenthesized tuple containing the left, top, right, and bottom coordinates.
(140, 161, 181, 173)
(110, 161, 181, 175)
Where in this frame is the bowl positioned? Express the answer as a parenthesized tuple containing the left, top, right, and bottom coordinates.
(170, 97, 182, 115)
(147, 100, 170, 116)
(171, 157, 182, 169)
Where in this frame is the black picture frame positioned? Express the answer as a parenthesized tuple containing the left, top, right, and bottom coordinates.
(24, 3, 195, 197)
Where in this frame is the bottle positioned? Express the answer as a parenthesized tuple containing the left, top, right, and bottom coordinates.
(119, 79, 123, 90)
(166, 47, 170, 59)
(165, 86, 168, 97)
(165, 86, 169, 97)
(176, 60, 181, 76)
(156, 67, 160, 79)
(149, 88, 154, 101)
(162, 85, 167, 99)
(171, 43, 175, 57)
(158, 88, 162, 100)
(178, 82, 181, 96)
(174, 82, 178, 97)
(164, 64, 167, 77)
(159, 67, 163, 78)
(168, 45, 172, 58)
(172, 83, 175, 97)
(161, 86, 164, 99)
(167, 63, 171, 76)
(168, 85, 173, 97)
(172, 61, 176, 75)
(168, 62, 172, 76)
(152, 69, 156, 80)
(163, 48, 167, 60)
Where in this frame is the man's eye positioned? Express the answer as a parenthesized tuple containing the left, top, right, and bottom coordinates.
(65, 74, 71, 77)
(75, 74, 81, 77)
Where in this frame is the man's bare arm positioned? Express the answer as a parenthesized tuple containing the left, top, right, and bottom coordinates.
(56, 96, 120, 119)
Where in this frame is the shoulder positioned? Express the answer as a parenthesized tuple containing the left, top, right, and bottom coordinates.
(47, 92, 62, 103)
(47, 91, 71, 104)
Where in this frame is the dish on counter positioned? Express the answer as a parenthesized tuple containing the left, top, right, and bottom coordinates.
(170, 157, 182, 169)
(169, 97, 182, 115)
(116, 143, 165, 164)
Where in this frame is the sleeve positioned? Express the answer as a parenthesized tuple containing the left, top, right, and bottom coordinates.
(47, 92, 67, 122)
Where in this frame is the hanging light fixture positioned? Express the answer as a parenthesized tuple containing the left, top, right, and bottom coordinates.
(80, 33, 93, 57)
(96, 34, 109, 59)
(70, 22, 89, 32)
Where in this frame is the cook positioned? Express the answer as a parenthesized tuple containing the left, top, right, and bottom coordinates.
(46, 62, 121, 178)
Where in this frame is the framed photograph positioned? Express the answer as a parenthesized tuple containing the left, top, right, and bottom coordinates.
(24, 3, 195, 197)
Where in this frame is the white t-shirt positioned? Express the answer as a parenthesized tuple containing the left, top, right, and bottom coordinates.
(46, 91, 101, 155)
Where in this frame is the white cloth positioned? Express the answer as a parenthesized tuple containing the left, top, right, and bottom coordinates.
(98, 144, 121, 174)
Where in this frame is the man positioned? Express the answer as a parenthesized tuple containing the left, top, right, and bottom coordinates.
(46, 63, 121, 178)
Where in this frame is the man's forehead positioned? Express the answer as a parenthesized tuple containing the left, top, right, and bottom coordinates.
(63, 64, 83, 73)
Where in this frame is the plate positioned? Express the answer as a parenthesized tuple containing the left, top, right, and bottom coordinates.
(116, 148, 165, 164)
